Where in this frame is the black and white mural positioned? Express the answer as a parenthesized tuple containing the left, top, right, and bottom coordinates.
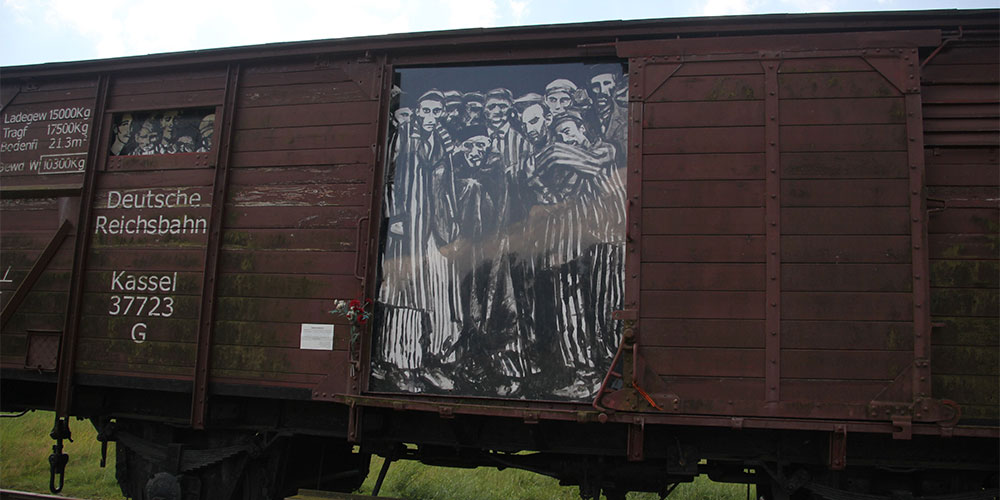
(109, 108, 215, 156)
(371, 62, 628, 401)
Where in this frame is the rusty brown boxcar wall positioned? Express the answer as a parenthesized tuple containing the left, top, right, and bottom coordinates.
(922, 41, 1000, 423)
(2, 13, 997, 437)
(214, 58, 379, 388)
(1, 77, 97, 372)
(638, 58, 770, 401)
(66, 58, 380, 391)
(775, 54, 914, 403)
(624, 34, 931, 420)
(79, 68, 226, 379)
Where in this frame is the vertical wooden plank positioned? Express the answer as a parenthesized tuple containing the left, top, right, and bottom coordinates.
(763, 55, 781, 403)
(191, 64, 241, 429)
(351, 57, 389, 443)
(618, 57, 646, 393)
(55, 74, 110, 418)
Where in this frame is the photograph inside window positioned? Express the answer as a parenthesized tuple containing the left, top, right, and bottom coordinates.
(108, 108, 215, 156)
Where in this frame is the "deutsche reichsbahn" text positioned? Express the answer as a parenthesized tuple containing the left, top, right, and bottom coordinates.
(94, 189, 208, 235)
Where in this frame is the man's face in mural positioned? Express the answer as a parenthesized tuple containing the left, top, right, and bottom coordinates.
(443, 91, 463, 126)
(199, 114, 215, 149)
(445, 103, 462, 125)
(461, 135, 490, 167)
(589, 73, 616, 110)
(484, 97, 510, 128)
(546, 91, 572, 114)
(556, 120, 589, 148)
(417, 99, 444, 132)
(135, 120, 158, 149)
(394, 107, 412, 126)
(159, 110, 179, 140)
(519, 103, 549, 145)
(465, 101, 483, 126)
(115, 113, 134, 143)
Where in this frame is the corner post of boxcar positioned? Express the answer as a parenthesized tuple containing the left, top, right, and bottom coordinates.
(620, 54, 644, 334)
(623, 52, 648, 462)
(54, 72, 111, 416)
(349, 51, 391, 443)
(50, 72, 111, 493)
(191, 63, 242, 430)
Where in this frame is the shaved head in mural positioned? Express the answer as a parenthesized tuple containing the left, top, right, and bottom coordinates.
(416, 90, 446, 132)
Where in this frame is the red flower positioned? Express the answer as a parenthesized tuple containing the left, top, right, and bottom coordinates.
(348, 299, 361, 309)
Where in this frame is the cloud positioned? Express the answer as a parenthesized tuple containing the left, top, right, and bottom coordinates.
(444, 0, 499, 29)
(3, 0, 34, 24)
(509, 0, 529, 24)
(700, 0, 757, 16)
(779, 0, 838, 13)
(14, 0, 416, 61)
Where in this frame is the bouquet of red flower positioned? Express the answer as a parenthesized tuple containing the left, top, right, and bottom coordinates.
(331, 298, 373, 325)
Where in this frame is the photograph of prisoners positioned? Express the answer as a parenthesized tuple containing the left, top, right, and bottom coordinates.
(371, 62, 629, 400)
(108, 107, 215, 156)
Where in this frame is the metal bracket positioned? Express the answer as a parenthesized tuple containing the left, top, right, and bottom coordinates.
(927, 197, 948, 215)
(864, 48, 917, 95)
(731, 417, 745, 430)
(438, 406, 455, 419)
(829, 425, 847, 470)
(891, 415, 913, 440)
(343, 56, 381, 101)
(627, 417, 645, 462)
(347, 401, 361, 443)
(868, 397, 959, 424)
(353, 215, 370, 281)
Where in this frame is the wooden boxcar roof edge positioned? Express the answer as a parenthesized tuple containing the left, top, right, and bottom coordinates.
(1, 8, 997, 79)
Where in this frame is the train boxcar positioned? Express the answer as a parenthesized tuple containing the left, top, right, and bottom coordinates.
(1, 9, 997, 500)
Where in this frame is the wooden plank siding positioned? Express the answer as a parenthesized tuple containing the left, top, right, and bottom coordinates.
(921, 42, 999, 423)
(71, 69, 221, 380)
(211, 57, 379, 388)
(638, 59, 768, 401)
(0, 77, 97, 369)
(921, 44, 1000, 422)
(28, 57, 382, 389)
(637, 50, 925, 411)
(775, 54, 914, 403)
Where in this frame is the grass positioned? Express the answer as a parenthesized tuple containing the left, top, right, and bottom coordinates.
(2, 411, 755, 500)
(355, 456, 756, 500)
(0, 410, 121, 499)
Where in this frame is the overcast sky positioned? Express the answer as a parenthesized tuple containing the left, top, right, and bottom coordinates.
(2, 0, 996, 67)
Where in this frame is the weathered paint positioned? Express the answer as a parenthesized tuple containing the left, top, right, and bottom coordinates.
(0, 11, 994, 447)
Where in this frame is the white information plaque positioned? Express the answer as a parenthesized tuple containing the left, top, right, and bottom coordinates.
(300, 323, 335, 350)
